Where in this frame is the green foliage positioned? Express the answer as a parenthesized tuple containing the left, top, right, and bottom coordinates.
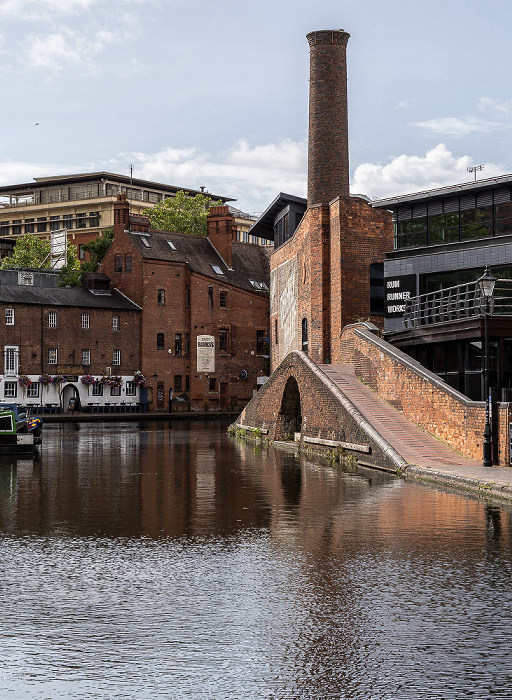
(57, 244, 82, 287)
(80, 228, 114, 273)
(145, 190, 222, 237)
(0, 234, 51, 269)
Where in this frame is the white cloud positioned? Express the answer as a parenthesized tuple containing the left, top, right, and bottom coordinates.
(0, 160, 88, 187)
(478, 97, 512, 116)
(415, 116, 505, 137)
(351, 144, 505, 200)
(0, 0, 155, 19)
(119, 139, 307, 213)
(24, 28, 123, 72)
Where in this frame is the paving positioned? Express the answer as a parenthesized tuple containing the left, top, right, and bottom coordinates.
(319, 364, 512, 501)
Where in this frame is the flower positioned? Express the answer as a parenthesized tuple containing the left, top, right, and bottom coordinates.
(99, 374, 123, 388)
(51, 375, 66, 384)
(39, 373, 52, 385)
(133, 371, 146, 387)
(18, 374, 32, 387)
(80, 374, 95, 386)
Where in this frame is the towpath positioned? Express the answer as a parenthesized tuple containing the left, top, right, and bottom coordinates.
(319, 364, 512, 499)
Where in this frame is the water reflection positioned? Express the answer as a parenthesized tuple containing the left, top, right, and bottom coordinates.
(0, 421, 511, 698)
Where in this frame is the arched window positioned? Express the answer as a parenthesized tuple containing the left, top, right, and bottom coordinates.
(301, 317, 308, 353)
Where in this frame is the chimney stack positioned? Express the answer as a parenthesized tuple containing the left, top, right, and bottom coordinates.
(306, 29, 351, 207)
(207, 205, 236, 269)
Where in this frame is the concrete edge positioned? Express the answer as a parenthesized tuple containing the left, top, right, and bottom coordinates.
(405, 465, 512, 502)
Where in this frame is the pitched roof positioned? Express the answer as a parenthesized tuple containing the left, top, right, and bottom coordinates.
(126, 229, 270, 293)
(0, 284, 141, 310)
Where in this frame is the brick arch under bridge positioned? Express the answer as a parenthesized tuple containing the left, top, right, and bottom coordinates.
(235, 349, 402, 471)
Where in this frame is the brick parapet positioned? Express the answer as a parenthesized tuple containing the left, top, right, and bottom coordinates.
(340, 322, 509, 464)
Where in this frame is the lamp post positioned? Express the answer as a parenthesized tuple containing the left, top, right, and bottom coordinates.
(477, 267, 496, 467)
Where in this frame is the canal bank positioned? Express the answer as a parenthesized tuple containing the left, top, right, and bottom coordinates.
(235, 433, 512, 505)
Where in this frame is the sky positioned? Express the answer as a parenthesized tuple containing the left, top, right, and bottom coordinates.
(1, 0, 512, 214)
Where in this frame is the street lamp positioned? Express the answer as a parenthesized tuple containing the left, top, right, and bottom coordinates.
(478, 266, 496, 467)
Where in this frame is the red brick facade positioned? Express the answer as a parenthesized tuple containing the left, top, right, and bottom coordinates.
(101, 197, 270, 411)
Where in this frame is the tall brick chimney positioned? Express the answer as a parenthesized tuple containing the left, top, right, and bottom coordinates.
(307, 29, 350, 207)
(207, 205, 236, 269)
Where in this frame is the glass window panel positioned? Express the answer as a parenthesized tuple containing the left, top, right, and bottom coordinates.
(460, 222, 493, 240)
(465, 341, 483, 372)
(460, 204, 493, 225)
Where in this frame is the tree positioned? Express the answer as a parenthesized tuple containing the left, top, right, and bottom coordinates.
(57, 244, 82, 287)
(0, 233, 51, 269)
(145, 190, 222, 237)
(80, 228, 114, 273)
(0, 233, 82, 287)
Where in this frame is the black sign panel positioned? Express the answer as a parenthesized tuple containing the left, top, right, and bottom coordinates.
(384, 274, 417, 318)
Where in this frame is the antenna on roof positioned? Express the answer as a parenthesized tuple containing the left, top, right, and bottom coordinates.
(468, 164, 484, 181)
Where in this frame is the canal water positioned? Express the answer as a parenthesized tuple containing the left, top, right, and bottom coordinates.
(0, 420, 512, 699)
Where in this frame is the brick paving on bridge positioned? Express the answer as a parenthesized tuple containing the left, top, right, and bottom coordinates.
(319, 364, 512, 494)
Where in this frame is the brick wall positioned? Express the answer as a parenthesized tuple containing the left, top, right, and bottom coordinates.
(340, 322, 510, 465)
(238, 350, 402, 471)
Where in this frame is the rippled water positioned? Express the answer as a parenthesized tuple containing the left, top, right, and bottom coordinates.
(0, 420, 511, 698)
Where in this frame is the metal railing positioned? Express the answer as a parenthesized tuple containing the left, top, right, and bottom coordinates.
(403, 279, 512, 328)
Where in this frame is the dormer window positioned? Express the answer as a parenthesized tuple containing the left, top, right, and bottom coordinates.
(167, 240, 177, 250)
(249, 280, 269, 291)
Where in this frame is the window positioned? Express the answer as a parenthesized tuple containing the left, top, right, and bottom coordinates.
(125, 255, 133, 272)
(63, 214, 73, 230)
(25, 219, 35, 233)
(0, 223, 9, 236)
(167, 240, 177, 250)
(126, 381, 136, 397)
(110, 385, 121, 397)
(4, 346, 18, 376)
(157, 289, 165, 305)
(81, 313, 90, 329)
(82, 349, 90, 365)
(256, 330, 268, 355)
(157, 333, 165, 349)
(174, 333, 182, 356)
(89, 212, 100, 227)
(209, 377, 216, 392)
(50, 216, 60, 231)
(12, 220, 22, 235)
(27, 383, 39, 398)
(92, 381, 103, 397)
(48, 348, 57, 364)
(112, 315, 120, 331)
(5, 309, 14, 325)
(115, 254, 123, 272)
(76, 213, 87, 228)
(79, 245, 85, 260)
(48, 311, 57, 328)
(211, 265, 224, 275)
(174, 375, 182, 392)
(139, 235, 151, 248)
(37, 217, 47, 233)
(113, 349, 121, 366)
(4, 382, 16, 398)
(219, 329, 228, 353)
(301, 318, 308, 353)
(220, 291, 228, 308)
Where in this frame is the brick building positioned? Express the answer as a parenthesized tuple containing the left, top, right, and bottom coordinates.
(101, 196, 271, 411)
(0, 268, 141, 411)
(249, 30, 393, 371)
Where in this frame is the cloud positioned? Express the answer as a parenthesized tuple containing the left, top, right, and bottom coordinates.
(0, 0, 154, 18)
(478, 97, 512, 116)
(351, 144, 505, 200)
(415, 116, 505, 137)
(119, 139, 308, 213)
(24, 28, 123, 72)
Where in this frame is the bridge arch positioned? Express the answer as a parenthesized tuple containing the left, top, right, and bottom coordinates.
(277, 375, 302, 439)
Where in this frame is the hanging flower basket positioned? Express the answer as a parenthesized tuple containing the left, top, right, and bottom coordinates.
(80, 374, 95, 395)
(51, 375, 66, 397)
(18, 374, 32, 387)
(133, 371, 146, 387)
(40, 373, 52, 391)
(100, 374, 123, 388)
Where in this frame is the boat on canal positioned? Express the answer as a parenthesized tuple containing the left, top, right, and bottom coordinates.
(0, 404, 43, 455)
